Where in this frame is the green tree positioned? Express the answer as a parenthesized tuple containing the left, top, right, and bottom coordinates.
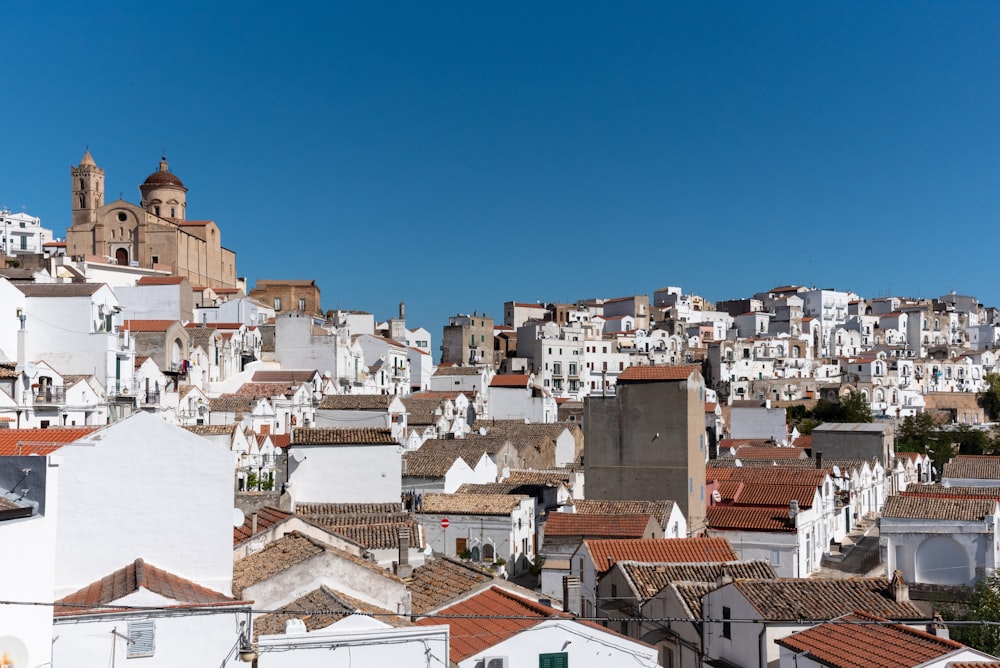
(839, 390, 873, 423)
(896, 413, 940, 453)
(942, 572, 1000, 655)
(948, 423, 994, 456)
(979, 373, 1000, 421)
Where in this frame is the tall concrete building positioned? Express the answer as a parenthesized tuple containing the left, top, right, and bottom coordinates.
(65, 151, 238, 289)
(584, 364, 707, 534)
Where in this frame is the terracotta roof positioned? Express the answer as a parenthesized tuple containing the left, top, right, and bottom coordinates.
(414, 586, 566, 662)
(136, 276, 186, 285)
(455, 482, 522, 494)
(55, 558, 240, 616)
(673, 582, 714, 619)
(183, 424, 235, 436)
(291, 427, 396, 445)
(728, 484, 818, 508)
(617, 364, 700, 382)
(0, 427, 99, 455)
(712, 457, 819, 470)
(233, 506, 292, 545)
(409, 557, 496, 613)
(707, 466, 827, 487)
(904, 484, 1000, 499)
(209, 394, 255, 413)
(296, 502, 403, 515)
(881, 495, 998, 521)
(706, 506, 797, 532)
(585, 538, 737, 574)
(232, 532, 328, 595)
(943, 455, 1000, 481)
(504, 468, 574, 486)
(490, 374, 530, 388)
(730, 577, 926, 621)
(400, 397, 444, 425)
(412, 390, 478, 401)
(414, 439, 493, 467)
(733, 446, 807, 460)
(235, 382, 297, 398)
(419, 493, 530, 516)
(121, 319, 178, 332)
(775, 612, 964, 667)
(620, 560, 775, 602)
(570, 500, 676, 529)
(252, 585, 406, 639)
(302, 514, 423, 550)
(251, 370, 317, 383)
(16, 283, 103, 297)
(544, 513, 654, 539)
(403, 452, 472, 477)
(318, 394, 395, 410)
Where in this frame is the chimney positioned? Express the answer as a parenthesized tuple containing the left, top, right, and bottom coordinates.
(890, 570, 910, 603)
(816, 451, 823, 470)
(399, 302, 405, 320)
(715, 565, 733, 588)
(789, 499, 799, 521)
(563, 576, 582, 615)
(394, 527, 413, 579)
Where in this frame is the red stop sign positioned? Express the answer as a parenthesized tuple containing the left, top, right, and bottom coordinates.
(440, 518, 450, 528)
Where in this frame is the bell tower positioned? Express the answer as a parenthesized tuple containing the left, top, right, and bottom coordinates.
(71, 149, 104, 229)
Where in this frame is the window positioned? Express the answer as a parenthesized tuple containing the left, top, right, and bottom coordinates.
(127, 619, 156, 658)
(722, 606, 732, 639)
(298, 298, 306, 311)
(274, 297, 282, 311)
(539, 652, 568, 668)
(170, 207, 175, 217)
(151, 255, 159, 264)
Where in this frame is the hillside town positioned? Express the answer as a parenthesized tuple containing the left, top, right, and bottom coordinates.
(5, 152, 1000, 667)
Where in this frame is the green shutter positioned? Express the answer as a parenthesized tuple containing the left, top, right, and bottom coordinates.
(539, 652, 568, 668)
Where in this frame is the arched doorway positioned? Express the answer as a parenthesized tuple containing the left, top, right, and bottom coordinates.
(115, 248, 129, 265)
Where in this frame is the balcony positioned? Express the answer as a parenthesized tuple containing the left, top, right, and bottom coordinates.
(28, 386, 66, 405)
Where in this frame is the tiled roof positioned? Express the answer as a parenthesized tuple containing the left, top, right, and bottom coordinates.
(136, 276, 186, 285)
(184, 321, 244, 330)
(478, 420, 577, 444)
(419, 493, 529, 516)
(209, 394, 255, 413)
(252, 585, 406, 640)
(403, 452, 471, 477)
(56, 558, 240, 616)
(585, 538, 737, 574)
(775, 612, 964, 667)
(17, 283, 103, 297)
(713, 457, 819, 470)
(707, 466, 827, 487)
(295, 502, 403, 515)
(943, 455, 1000, 481)
(0, 427, 99, 455)
(455, 482, 522, 495)
(617, 364, 700, 382)
(621, 560, 775, 602)
(570, 500, 676, 528)
(412, 390, 478, 401)
(401, 397, 444, 425)
(414, 586, 566, 662)
(251, 370, 317, 383)
(673, 582, 714, 618)
(503, 469, 573, 486)
(706, 506, 797, 532)
(432, 366, 483, 376)
(304, 515, 424, 550)
(235, 382, 297, 398)
(881, 495, 998, 521)
(409, 557, 496, 614)
(490, 374, 530, 388)
(291, 427, 396, 445)
(733, 446, 807, 460)
(121, 319, 178, 332)
(415, 439, 493, 466)
(317, 394, 394, 410)
(183, 424, 235, 436)
(544, 513, 653, 539)
(731, 578, 926, 620)
(729, 484, 818, 508)
(233, 506, 292, 545)
(232, 532, 327, 595)
(904, 484, 1000, 499)
(719, 438, 775, 449)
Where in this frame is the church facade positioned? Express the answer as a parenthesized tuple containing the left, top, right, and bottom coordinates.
(65, 151, 238, 289)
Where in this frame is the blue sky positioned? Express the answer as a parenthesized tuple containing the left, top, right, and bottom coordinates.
(2, 2, 999, 334)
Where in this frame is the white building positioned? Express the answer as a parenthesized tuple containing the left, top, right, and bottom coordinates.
(286, 427, 402, 505)
(0, 209, 53, 257)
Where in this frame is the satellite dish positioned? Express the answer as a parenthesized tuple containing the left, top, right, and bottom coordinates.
(24, 362, 37, 378)
(832, 465, 842, 477)
(712, 489, 722, 502)
(232, 508, 246, 528)
(729, 447, 737, 456)
(479, 427, 487, 436)
(734, 458, 742, 467)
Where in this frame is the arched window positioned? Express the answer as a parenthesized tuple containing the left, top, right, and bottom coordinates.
(115, 248, 129, 265)
(482, 543, 495, 562)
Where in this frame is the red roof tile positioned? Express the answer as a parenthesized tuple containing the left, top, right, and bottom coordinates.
(233, 506, 293, 545)
(585, 538, 737, 574)
(55, 558, 241, 616)
(544, 513, 654, 539)
(0, 427, 99, 455)
(136, 276, 186, 285)
(706, 506, 797, 532)
(490, 374, 531, 388)
(122, 319, 178, 332)
(414, 586, 564, 661)
(618, 364, 700, 382)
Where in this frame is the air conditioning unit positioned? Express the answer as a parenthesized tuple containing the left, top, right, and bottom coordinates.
(484, 658, 509, 668)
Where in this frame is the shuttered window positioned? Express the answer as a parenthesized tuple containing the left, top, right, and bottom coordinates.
(539, 652, 568, 668)
(127, 619, 155, 658)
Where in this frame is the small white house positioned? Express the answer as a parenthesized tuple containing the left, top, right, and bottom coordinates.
(286, 427, 402, 505)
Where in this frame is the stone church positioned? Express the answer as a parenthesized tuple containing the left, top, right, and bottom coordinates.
(65, 151, 238, 289)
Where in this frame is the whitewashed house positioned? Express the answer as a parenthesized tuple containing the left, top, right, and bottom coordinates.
(286, 427, 401, 506)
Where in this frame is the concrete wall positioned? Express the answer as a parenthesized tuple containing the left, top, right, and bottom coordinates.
(288, 443, 401, 505)
(585, 375, 706, 532)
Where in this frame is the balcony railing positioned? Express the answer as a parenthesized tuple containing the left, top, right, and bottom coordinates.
(28, 387, 66, 404)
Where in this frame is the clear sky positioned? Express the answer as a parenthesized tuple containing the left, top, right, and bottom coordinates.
(2, 2, 999, 334)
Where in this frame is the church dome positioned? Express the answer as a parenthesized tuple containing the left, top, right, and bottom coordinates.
(143, 157, 185, 188)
